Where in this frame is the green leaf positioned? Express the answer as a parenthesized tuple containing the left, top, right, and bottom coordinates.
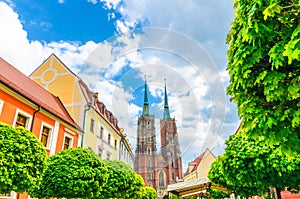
(263, 3, 281, 20)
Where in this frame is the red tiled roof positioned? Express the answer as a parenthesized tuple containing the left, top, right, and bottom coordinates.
(184, 153, 204, 176)
(184, 148, 215, 176)
(0, 57, 79, 130)
(78, 79, 123, 136)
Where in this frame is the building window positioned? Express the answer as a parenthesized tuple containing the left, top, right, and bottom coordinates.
(114, 139, 117, 150)
(40, 124, 52, 148)
(98, 148, 103, 158)
(172, 172, 175, 180)
(108, 134, 111, 145)
(147, 136, 151, 142)
(148, 159, 151, 167)
(159, 171, 165, 186)
(148, 172, 151, 180)
(147, 148, 151, 155)
(90, 118, 95, 133)
(63, 135, 73, 150)
(14, 109, 32, 130)
(147, 121, 150, 129)
(16, 114, 28, 128)
(99, 127, 103, 139)
(107, 152, 111, 160)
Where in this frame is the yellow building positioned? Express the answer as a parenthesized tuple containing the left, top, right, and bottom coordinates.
(183, 148, 216, 181)
(167, 148, 218, 198)
(30, 54, 134, 165)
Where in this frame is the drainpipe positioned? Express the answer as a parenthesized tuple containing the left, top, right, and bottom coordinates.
(30, 105, 41, 132)
(81, 96, 93, 147)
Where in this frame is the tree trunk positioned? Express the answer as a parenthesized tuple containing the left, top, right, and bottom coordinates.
(275, 187, 282, 199)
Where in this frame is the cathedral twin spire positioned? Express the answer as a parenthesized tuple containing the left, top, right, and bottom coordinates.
(163, 79, 171, 119)
(142, 77, 171, 119)
(142, 78, 149, 115)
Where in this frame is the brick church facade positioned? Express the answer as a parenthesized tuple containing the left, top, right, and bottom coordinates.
(134, 80, 183, 199)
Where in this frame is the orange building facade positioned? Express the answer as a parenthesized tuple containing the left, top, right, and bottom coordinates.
(0, 57, 81, 199)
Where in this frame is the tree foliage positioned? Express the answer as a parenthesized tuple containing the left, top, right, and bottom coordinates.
(223, 0, 300, 197)
(31, 147, 108, 199)
(100, 159, 142, 198)
(208, 156, 235, 192)
(227, 0, 300, 152)
(140, 186, 157, 199)
(208, 188, 230, 199)
(0, 123, 46, 194)
(129, 173, 146, 199)
(208, 133, 300, 197)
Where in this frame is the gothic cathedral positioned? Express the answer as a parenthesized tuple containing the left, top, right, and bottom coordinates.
(135, 80, 183, 199)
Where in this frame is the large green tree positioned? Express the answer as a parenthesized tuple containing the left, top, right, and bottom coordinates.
(31, 147, 108, 199)
(227, 0, 300, 151)
(0, 123, 47, 194)
(209, 133, 300, 198)
(100, 159, 140, 198)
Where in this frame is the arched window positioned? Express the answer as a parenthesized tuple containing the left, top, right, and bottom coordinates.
(159, 171, 165, 186)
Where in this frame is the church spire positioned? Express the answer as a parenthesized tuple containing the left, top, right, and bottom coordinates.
(164, 79, 171, 119)
(143, 75, 149, 115)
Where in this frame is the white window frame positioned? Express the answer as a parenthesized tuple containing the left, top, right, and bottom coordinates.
(13, 109, 32, 130)
(62, 133, 74, 150)
(0, 99, 4, 115)
(39, 122, 53, 149)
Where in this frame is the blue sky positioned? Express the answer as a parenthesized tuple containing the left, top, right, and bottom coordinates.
(12, 0, 117, 42)
(0, 0, 240, 170)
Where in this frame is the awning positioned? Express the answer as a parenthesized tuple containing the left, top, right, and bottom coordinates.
(167, 177, 227, 198)
(167, 177, 211, 196)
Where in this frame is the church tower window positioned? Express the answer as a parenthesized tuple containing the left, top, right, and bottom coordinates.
(159, 171, 165, 186)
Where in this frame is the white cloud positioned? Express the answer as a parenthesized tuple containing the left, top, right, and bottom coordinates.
(94, 0, 238, 169)
(0, 2, 98, 75)
(100, 0, 234, 70)
(100, 0, 122, 10)
(0, 0, 240, 170)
